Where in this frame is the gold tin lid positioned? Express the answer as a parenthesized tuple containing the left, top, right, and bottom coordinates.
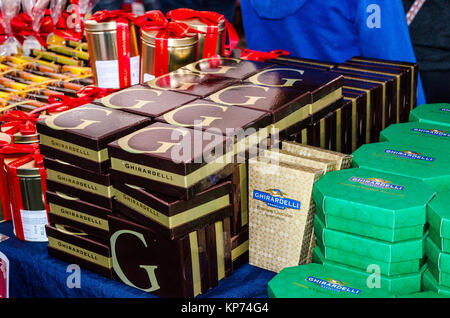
(4, 157, 41, 177)
(0, 126, 39, 144)
(85, 20, 117, 32)
(141, 30, 198, 47)
(173, 18, 225, 33)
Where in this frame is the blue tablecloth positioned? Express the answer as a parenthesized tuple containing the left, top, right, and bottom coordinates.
(0, 221, 275, 298)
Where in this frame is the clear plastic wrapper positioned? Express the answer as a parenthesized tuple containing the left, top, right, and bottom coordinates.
(50, 0, 67, 25)
(1, 0, 21, 35)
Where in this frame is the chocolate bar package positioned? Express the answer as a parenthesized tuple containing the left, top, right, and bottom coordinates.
(350, 56, 418, 111)
(333, 99, 353, 154)
(108, 214, 231, 297)
(343, 78, 383, 143)
(46, 190, 111, 240)
(338, 62, 408, 123)
(155, 99, 271, 158)
(262, 149, 338, 173)
(246, 65, 343, 119)
(281, 141, 352, 170)
(95, 84, 198, 118)
(46, 224, 112, 278)
(342, 89, 367, 152)
(231, 226, 249, 270)
(108, 122, 234, 199)
(183, 57, 274, 79)
(112, 180, 232, 239)
(36, 104, 151, 173)
(409, 103, 450, 127)
(310, 99, 343, 150)
(248, 156, 324, 272)
(145, 69, 238, 98)
(353, 142, 450, 192)
(44, 157, 113, 209)
(330, 68, 396, 130)
(379, 122, 450, 153)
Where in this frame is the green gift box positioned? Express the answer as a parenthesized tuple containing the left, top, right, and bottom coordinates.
(426, 236, 450, 273)
(428, 262, 450, 288)
(312, 245, 425, 295)
(353, 142, 450, 192)
(396, 291, 446, 298)
(409, 103, 450, 127)
(422, 269, 450, 297)
(429, 228, 450, 253)
(316, 203, 424, 243)
(427, 191, 450, 240)
(314, 233, 421, 276)
(314, 216, 424, 263)
(313, 168, 434, 229)
(379, 122, 450, 153)
(267, 263, 393, 298)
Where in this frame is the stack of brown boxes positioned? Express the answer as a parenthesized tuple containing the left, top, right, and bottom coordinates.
(36, 104, 151, 278)
(266, 56, 418, 154)
(38, 57, 345, 297)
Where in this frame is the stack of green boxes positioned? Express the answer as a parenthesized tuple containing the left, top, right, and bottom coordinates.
(311, 167, 431, 296)
(423, 191, 450, 296)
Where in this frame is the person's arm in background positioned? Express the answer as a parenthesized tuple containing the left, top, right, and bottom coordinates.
(355, 0, 426, 105)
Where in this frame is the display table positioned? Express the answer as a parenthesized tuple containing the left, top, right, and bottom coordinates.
(0, 222, 275, 298)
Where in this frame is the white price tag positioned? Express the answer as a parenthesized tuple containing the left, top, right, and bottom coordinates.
(95, 60, 120, 88)
(20, 209, 48, 242)
(130, 55, 140, 85)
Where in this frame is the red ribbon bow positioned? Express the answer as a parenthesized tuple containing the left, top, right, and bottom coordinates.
(166, 8, 239, 58)
(0, 110, 39, 136)
(240, 49, 290, 62)
(91, 9, 138, 24)
(138, 10, 202, 77)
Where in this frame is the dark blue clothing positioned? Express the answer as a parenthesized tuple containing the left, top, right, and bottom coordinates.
(241, 0, 426, 105)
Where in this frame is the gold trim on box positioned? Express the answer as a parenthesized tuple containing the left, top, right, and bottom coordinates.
(311, 88, 342, 114)
(40, 134, 109, 163)
(344, 86, 372, 144)
(46, 169, 113, 198)
(49, 203, 109, 231)
(110, 151, 233, 189)
(239, 163, 248, 227)
(114, 188, 230, 229)
(215, 221, 225, 281)
(336, 108, 342, 152)
(189, 232, 202, 297)
(48, 237, 112, 269)
(232, 240, 249, 261)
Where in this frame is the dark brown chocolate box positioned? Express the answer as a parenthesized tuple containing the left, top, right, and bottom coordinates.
(268, 56, 336, 71)
(112, 179, 232, 239)
(94, 84, 198, 118)
(183, 57, 274, 79)
(145, 69, 238, 98)
(205, 218, 232, 288)
(108, 214, 226, 297)
(44, 157, 113, 208)
(229, 162, 248, 237)
(231, 226, 249, 271)
(332, 99, 353, 154)
(343, 79, 383, 144)
(342, 88, 368, 153)
(338, 62, 408, 123)
(46, 190, 111, 240)
(205, 83, 311, 132)
(46, 223, 112, 278)
(108, 122, 234, 199)
(345, 59, 412, 121)
(330, 68, 397, 130)
(310, 101, 342, 151)
(155, 99, 271, 159)
(36, 104, 151, 174)
(350, 56, 418, 111)
(246, 65, 344, 115)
